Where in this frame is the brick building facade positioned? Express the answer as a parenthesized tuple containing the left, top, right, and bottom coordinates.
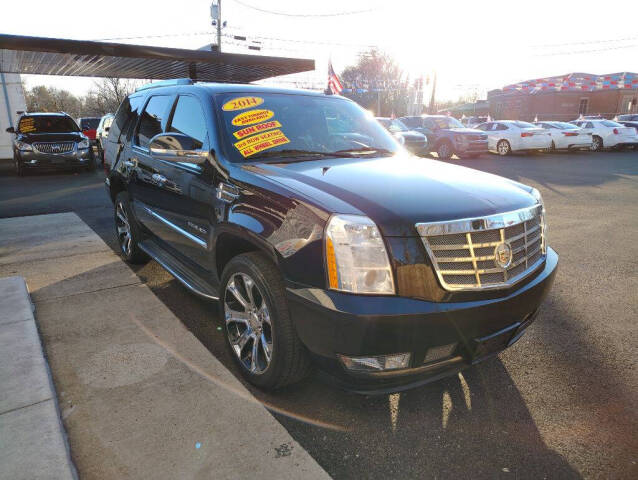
(487, 72, 638, 121)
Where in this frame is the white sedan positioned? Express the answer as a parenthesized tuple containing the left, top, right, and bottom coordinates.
(534, 121, 592, 151)
(570, 119, 638, 151)
(475, 120, 552, 155)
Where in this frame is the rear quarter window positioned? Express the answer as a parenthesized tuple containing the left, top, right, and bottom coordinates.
(110, 95, 143, 143)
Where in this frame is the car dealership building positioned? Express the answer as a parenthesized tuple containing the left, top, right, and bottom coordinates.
(487, 72, 638, 121)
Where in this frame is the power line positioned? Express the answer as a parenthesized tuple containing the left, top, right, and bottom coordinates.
(93, 31, 215, 41)
(531, 34, 638, 48)
(534, 43, 638, 57)
(229, 0, 380, 17)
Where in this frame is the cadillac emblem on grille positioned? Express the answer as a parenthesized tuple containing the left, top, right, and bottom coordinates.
(494, 242, 513, 269)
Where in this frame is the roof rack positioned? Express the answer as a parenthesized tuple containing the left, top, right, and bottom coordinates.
(136, 78, 194, 92)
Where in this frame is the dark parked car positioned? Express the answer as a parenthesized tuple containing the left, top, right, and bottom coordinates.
(6, 112, 95, 175)
(77, 117, 101, 145)
(105, 79, 557, 393)
(376, 117, 428, 155)
(399, 115, 488, 159)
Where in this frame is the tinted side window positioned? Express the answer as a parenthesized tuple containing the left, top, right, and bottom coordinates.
(110, 95, 143, 143)
(586, 122, 594, 128)
(475, 123, 487, 131)
(168, 96, 208, 150)
(136, 95, 170, 148)
(400, 117, 420, 128)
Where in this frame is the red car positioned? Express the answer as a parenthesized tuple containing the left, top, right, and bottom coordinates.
(77, 117, 101, 145)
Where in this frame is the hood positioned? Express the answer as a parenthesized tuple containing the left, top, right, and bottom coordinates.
(397, 131, 426, 141)
(445, 127, 485, 135)
(244, 154, 537, 236)
(19, 132, 83, 143)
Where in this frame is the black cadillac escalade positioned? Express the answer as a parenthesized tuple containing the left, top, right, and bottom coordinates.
(105, 79, 558, 393)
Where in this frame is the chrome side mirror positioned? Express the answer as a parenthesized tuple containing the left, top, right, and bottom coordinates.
(149, 133, 208, 164)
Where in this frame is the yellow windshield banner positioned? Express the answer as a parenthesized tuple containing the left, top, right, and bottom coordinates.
(233, 120, 282, 139)
(231, 109, 274, 127)
(18, 117, 35, 133)
(222, 96, 264, 112)
(235, 129, 290, 157)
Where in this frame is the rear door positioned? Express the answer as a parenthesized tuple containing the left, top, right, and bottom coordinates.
(151, 93, 217, 273)
(127, 94, 174, 239)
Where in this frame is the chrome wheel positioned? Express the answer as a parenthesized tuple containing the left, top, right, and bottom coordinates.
(224, 273, 273, 375)
(497, 140, 511, 156)
(591, 136, 602, 151)
(115, 202, 132, 256)
(438, 143, 451, 159)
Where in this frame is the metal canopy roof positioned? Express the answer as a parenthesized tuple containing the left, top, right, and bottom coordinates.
(0, 34, 314, 82)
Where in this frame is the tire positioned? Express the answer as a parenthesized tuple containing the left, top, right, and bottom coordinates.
(497, 140, 511, 156)
(220, 252, 311, 390)
(97, 143, 104, 164)
(436, 141, 453, 160)
(549, 141, 556, 152)
(591, 135, 603, 151)
(114, 192, 148, 264)
(86, 155, 97, 172)
(14, 153, 24, 177)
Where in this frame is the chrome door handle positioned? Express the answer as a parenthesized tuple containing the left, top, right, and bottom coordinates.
(123, 159, 136, 168)
(152, 173, 167, 184)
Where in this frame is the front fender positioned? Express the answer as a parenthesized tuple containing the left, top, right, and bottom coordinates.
(222, 187, 329, 288)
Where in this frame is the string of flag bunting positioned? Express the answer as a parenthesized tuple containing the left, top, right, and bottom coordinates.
(503, 72, 638, 93)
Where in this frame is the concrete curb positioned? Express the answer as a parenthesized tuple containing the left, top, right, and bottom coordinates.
(0, 276, 76, 480)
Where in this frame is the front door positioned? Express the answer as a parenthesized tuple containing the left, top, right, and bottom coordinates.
(151, 94, 218, 275)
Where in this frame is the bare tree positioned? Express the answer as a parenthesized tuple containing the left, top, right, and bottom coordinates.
(87, 77, 139, 115)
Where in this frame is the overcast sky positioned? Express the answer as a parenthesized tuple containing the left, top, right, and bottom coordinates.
(1, 0, 637, 100)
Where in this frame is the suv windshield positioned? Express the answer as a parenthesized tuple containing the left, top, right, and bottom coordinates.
(17, 116, 79, 134)
(80, 118, 100, 130)
(216, 93, 400, 161)
(430, 117, 464, 129)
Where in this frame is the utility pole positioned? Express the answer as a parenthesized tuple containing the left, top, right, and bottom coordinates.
(211, 1, 223, 52)
(428, 71, 437, 114)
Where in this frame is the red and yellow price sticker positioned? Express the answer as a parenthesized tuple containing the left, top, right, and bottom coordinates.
(222, 96, 264, 112)
(234, 129, 290, 157)
(233, 120, 282, 139)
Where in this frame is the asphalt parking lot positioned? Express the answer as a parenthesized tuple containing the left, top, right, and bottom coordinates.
(1, 150, 636, 479)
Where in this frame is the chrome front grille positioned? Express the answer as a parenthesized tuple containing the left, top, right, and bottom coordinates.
(416, 205, 546, 291)
(33, 142, 75, 154)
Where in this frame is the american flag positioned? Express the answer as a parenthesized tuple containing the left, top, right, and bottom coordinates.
(327, 61, 343, 95)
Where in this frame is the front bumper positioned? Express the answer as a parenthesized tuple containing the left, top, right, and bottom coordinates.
(18, 148, 92, 169)
(288, 247, 558, 394)
(456, 140, 488, 154)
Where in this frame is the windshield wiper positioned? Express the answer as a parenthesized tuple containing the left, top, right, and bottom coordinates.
(248, 149, 345, 160)
(332, 147, 395, 156)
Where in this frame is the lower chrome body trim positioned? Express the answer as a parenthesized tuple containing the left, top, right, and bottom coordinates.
(142, 206, 207, 248)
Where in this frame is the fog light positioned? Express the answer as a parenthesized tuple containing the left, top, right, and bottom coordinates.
(423, 343, 457, 364)
(338, 353, 411, 372)
(27, 159, 38, 164)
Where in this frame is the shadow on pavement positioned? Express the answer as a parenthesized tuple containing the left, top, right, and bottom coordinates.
(143, 272, 581, 479)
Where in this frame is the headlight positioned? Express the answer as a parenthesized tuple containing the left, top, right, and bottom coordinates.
(78, 138, 90, 149)
(530, 187, 548, 252)
(325, 214, 395, 294)
(15, 141, 32, 151)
